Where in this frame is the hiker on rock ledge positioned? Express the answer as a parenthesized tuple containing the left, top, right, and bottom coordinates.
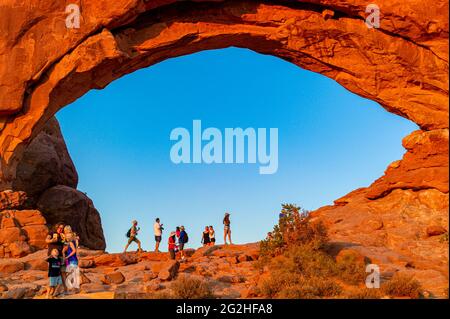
(223, 212, 233, 245)
(124, 220, 143, 253)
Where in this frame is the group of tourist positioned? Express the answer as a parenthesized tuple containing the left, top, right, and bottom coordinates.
(43, 213, 233, 298)
(44, 222, 80, 299)
(123, 212, 233, 258)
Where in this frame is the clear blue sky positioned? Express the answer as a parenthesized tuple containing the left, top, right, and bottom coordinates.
(56, 47, 417, 253)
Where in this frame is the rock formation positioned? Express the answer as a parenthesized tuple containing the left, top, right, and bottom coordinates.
(0, 117, 106, 251)
(11, 117, 78, 203)
(0, 0, 448, 295)
(37, 185, 106, 250)
(0, 209, 48, 258)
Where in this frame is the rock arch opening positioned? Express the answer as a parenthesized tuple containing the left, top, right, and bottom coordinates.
(52, 47, 417, 252)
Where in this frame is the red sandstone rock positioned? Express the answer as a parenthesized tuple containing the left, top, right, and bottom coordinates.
(10, 117, 78, 201)
(101, 271, 125, 285)
(426, 226, 448, 237)
(0, 259, 24, 274)
(0, 0, 447, 297)
(94, 253, 138, 268)
(0, 191, 27, 210)
(0, 210, 49, 257)
(158, 260, 180, 281)
(37, 185, 106, 250)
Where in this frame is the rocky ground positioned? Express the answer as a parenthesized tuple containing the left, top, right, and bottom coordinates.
(0, 244, 262, 299)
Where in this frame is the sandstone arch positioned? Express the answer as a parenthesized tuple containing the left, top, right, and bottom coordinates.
(0, 0, 448, 294)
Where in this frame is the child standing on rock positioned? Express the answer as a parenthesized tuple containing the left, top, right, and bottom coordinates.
(46, 248, 63, 299)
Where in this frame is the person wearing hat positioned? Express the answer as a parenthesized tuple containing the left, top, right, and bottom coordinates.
(124, 220, 143, 253)
(223, 212, 233, 245)
(168, 231, 177, 260)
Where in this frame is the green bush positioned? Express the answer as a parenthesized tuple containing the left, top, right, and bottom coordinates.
(258, 204, 373, 299)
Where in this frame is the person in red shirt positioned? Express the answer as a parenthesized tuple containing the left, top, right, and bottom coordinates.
(168, 231, 177, 260)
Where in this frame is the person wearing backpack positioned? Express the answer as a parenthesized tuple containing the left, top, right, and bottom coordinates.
(123, 220, 143, 253)
(179, 226, 188, 260)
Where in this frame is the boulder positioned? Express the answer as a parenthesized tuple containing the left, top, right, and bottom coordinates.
(143, 272, 158, 282)
(0, 191, 27, 210)
(94, 253, 137, 268)
(101, 271, 125, 285)
(37, 185, 106, 250)
(158, 260, 180, 281)
(8, 241, 32, 258)
(79, 259, 95, 269)
(11, 117, 78, 201)
(0, 260, 25, 274)
(25, 258, 48, 272)
(0, 210, 49, 257)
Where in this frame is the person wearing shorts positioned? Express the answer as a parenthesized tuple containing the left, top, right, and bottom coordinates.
(202, 226, 211, 247)
(209, 226, 216, 246)
(46, 248, 63, 299)
(223, 213, 233, 245)
(154, 218, 163, 252)
(124, 220, 143, 253)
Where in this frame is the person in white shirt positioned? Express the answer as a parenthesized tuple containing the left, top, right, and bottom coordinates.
(153, 218, 163, 252)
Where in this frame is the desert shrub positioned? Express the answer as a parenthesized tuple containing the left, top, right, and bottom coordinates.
(282, 245, 337, 278)
(381, 273, 422, 298)
(260, 204, 327, 258)
(259, 271, 301, 298)
(258, 204, 371, 299)
(336, 253, 367, 285)
(278, 277, 342, 299)
(344, 287, 382, 299)
(171, 275, 214, 299)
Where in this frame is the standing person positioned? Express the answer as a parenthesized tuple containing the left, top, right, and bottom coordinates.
(176, 226, 181, 245)
(201, 226, 210, 247)
(63, 232, 80, 293)
(209, 226, 216, 246)
(45, 223, 68, 294)
(154, 218, 163, 252)
(124, 220, 143, 253)
(168, 231, 177, 260)
(179, 226, 189, 260)
(223, 213, 233, 245)
(64, 225, 79, 249)
(46, 248, 63, 299)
